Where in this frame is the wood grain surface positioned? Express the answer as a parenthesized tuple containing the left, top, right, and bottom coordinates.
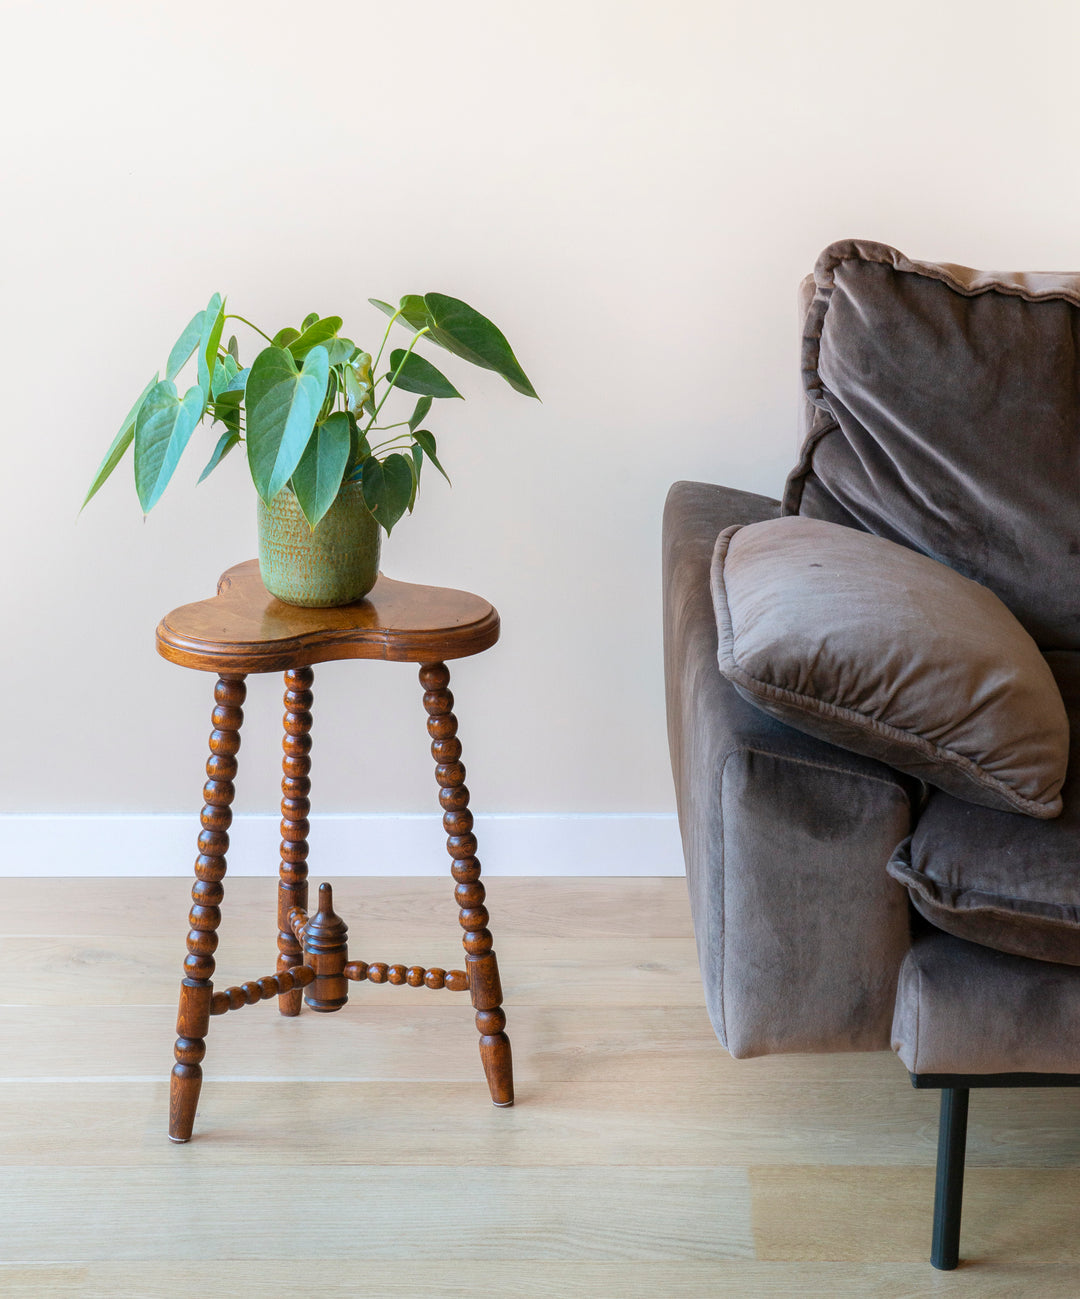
(156, 561, 500, 672)
(4, 1261, 1079, 1299)
(2, 877, 1077, 1296)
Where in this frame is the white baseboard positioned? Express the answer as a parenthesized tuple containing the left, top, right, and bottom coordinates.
(0, 813, 684, 877)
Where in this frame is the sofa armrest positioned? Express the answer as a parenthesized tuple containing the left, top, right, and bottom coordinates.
(663, 480, 916, 1057)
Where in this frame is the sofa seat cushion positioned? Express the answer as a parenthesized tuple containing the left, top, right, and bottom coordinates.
(888, 652, 1080, 965)
(893, 930, 1080, 1075)
(784, 239, 1080, 649)
(711, 515, 1069, 818)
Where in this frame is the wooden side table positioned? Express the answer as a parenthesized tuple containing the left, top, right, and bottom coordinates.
(156, 559, 513, 1142)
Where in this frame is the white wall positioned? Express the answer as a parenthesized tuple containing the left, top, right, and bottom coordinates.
(4, 1, 1079, 869)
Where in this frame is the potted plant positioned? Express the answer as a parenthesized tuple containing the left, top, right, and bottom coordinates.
(84, 292, 538, 606)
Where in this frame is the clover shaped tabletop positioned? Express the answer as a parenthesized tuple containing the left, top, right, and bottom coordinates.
(156, 560, 500, 673)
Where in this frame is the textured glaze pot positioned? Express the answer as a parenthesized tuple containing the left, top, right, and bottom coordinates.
(257, 481, 381, 607)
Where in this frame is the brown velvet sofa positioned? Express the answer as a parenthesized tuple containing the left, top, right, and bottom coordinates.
(663, 240, 1080, 1269)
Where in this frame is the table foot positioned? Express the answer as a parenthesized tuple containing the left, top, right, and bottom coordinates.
(169, 1059, 203, 1143)
(478, 1010, 515, 1106)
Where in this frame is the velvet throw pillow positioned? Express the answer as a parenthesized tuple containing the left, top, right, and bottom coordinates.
(888, 652, 1080, 965)
(711, 516, 1069, 818)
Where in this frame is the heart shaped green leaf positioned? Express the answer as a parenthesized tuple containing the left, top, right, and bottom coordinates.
(166, 310, 206, 381)
(81, 373, 160, 509)
(408, 444, 421, 511)
(344, 411, 371, 481)
(387, 349, 462, 399)
(198, 429, 240, 483)
(408, 396, 432, 431)
(368, 297, 428, 333)
(211, 388, 243, 435)
(133, 380, 206, 512)
(271, 326, 300, 348)
(361, 452, 414, 535)
(422, 294, 537, 397)
(371, 294, 537, 397)
(412, 428, 452, 485)
(289, 316, 343, 361)
(196, 293, 225, 401)
(291, 410, 351, 529)
(358, 456, 382, 505)
(214, 365, 250, 398)
(211, 357, 246, 400)
(246, 344, 330, 502)
(324, 336, 355, 367)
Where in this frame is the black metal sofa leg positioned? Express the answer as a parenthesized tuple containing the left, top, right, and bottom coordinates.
(931, 1087, 969, 1270)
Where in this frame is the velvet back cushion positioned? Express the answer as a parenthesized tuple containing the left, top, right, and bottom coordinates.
(784, 239, 1080, 649)
(711, 516, 1069, 818)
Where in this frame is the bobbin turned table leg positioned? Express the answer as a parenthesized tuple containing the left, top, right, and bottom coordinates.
(169, 674, 246, 1143)
(278, 667, 314, 1016)
(420, 662, 514, 1107)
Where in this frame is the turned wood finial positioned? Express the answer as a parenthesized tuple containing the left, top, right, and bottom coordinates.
(303, 881, 349, 1012)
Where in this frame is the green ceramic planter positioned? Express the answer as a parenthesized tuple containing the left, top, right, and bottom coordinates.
(257, 481, 381, 607)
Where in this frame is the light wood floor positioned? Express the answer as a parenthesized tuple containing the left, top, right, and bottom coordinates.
(2, 877, 1077, 1297)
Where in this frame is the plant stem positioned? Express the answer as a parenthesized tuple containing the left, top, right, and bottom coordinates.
(224, 314, 273, 343)
(372, 307, 405, 374)
(364, 328, 430, 435)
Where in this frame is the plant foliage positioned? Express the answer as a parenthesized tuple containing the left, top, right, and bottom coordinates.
(84, 292, 538, 534)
